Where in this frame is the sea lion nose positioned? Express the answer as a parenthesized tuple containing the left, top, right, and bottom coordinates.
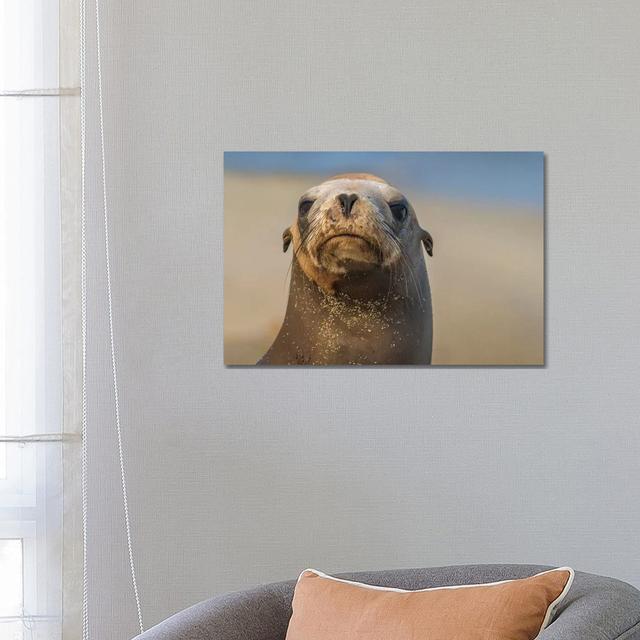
(337, 193, 358, 218)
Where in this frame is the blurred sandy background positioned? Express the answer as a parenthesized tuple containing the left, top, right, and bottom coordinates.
(224, 157, 543, 365)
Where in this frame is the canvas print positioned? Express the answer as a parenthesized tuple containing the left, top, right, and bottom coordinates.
(224, 152, 544, 366)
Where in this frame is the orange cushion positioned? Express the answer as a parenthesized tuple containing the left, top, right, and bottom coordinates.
(285, 567, 574, 640)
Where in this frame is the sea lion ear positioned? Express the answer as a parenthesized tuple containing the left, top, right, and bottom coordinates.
(421, 229, 434, 257)
(282, 227, 293, 253)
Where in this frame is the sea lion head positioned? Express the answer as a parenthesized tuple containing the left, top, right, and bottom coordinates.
(282, 173, 433, 292)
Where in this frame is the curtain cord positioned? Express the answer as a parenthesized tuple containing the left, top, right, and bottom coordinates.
(79, 0, 89, 637)
(94, 0, 145, 633)
(80, 0, 145, 635)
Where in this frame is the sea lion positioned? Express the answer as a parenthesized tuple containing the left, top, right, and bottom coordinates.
(258, 173, 434, 365)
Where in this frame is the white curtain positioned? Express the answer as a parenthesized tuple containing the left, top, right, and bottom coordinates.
(0, 1, 81, 638)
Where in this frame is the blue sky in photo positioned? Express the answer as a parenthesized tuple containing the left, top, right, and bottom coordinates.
(224, 152, 544, 210)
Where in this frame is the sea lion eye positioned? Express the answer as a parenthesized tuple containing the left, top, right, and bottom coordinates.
(298, 199, 314, 217)
(389, 202, 407, 222)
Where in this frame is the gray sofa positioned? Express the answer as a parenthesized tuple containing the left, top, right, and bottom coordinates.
(135, 564, 640, 639)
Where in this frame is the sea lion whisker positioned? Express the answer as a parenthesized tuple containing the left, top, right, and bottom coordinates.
(392, 249, 412, 300)
(379, 222, 403, 256)
(398, 252, 425, 310)
(384, 261, 396, 304)
(294, 218, 321, 259)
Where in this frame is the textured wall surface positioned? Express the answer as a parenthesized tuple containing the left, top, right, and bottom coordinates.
(83, 2, 640, 638)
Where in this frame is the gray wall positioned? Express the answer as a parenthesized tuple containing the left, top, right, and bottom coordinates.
(83, 2, 640, 638)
